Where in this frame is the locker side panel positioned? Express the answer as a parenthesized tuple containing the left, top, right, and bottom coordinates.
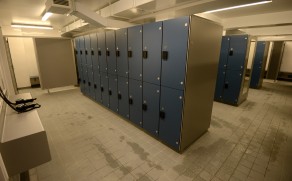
(118, 77, 129, 119)
(142, 82, 160, 137)
(100, 72, 109, 107)
(218, 36, 230, 69)
(250, 41, 265, 88)
(129, 79, 142, 127)
(116, 29, 128, 78)
(74, 38, 83, 88)
(90, 33, 99, 73)
(143, 22, 162, 85)
(128, 25, 143, 81)
(214, 69, 226, 101)
(228, 35, 248, 71)
(98, 32, 107, 73)
(94, 73, 102, 103)
(108, 74, 118, 112)
(223, 70, 243, 104)
(106, 31, 117, 75)
(161, 16, 189, 90)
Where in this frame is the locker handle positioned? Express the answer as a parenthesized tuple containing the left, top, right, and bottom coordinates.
(109, 90, 112, 95)
(229, 49, 233, 56)
(162, 51, 168, 60)
(118, 93, 122, 100)
(142, 103, 147, 111)
(85, 50, 88, 55)
(129, 98, 133, 105)
(91, 50, 94, 55)
(98, 50, 101, 56)
(80, 50, 82, 55)
(142, 51, 148, 59)
(106, 50, 110, 56)
(88, 82, 91, 86)
(128, 51, 132, 58)
(224, 83, 229, 89)
(160, 111, 165, 119)
(101, 86, 104, 92)
(78, 78, 81, 83)
(83, 80, 86, 84)
(94, 84, 97, 89)
(116, 50, 120, 57)
(75, 50, 78, 55)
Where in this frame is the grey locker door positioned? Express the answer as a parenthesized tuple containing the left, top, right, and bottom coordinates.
(161, 16, 189, 90)
(106, 31, 117, 75)
(142, 82, 160, 137)
(118, 76, 129, 119)
(250, 42, 265, 88)
(128, 25, 142, 81)
(116, 28, 128, 78)
(129, 79, 142, 127)
(85, 35, 92, 68)
(143, 22, 162, 85)
(218, 36, 230, 69)
(85, 35, 95, 99)
(159, 87, 183, 150)
(94, 73, 102, 103)
(223, 69, 243, 104)
(108, 74, 118, 112)
(98, 32, 107, 73)
(100, 72, 109, 107)
(90, 33, 99, 73)
(81, 64, 89, 95)
(87, 70, 95, 99)
(214, 69, 226, 101)
(228, 35, 248, 71)
(79, 36, 87, 66)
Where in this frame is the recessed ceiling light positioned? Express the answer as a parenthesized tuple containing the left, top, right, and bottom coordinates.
(11, 23, 53, 30)
(42, 12, 53, 21)
(203, 0, 272, 14)
(104, 27, 120, 30)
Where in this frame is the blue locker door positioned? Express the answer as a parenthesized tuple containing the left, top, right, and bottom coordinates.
(129, 79, 142, 127)
(214, 69, 226, 100)
(142, 82, 160, 137)
(250, 65, 261, 88)
(94, 73, 102, 103)
(90, 33, 99, 73)
(143, 22, 162, 85)
(118, 77, 129, 119)
(218, 36, 230, 69)
(128, 25, 142, 81)
(223, 70, 243, 104)
(108, 74, 118, 112)
(106, 31, 117, 75)
(159, 87, 183, 150)
(116, 29, 128, 78)
(161, 16, 189, 90)
(228, 35, 248, 71)
(98, 32, 107, 73)
(250, 42, 265, 88)
(100, 72, 109, 107)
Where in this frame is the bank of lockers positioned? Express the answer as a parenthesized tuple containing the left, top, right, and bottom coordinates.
(74, 15, 222, 152)
(250, 41, 270, 89)
(214, 35, 251, 106)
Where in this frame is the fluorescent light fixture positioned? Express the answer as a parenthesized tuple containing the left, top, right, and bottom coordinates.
(42, 12, 53, 21)
(104, 27, 120, 30)
(203, 0, 272, 13)
(11, 23, 53, 30)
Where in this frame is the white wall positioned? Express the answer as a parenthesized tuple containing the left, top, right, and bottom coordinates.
(280, 41, 292, 73)
(247, 41, 256, 69)
(265, 42, 274, 71)
(8, 37, 39, 88)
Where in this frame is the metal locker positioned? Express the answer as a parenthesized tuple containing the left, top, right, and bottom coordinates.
(218, 36, 230, 69)
(142, 82, 160, 137)
(214, 69, 226, 101)
(223, 69, 243, 104)
(81, 64, 89, 95)
(74, 38, 83, 85)
(250, 41, 266, 88)
(118, 76, 129, 119)
(228, 35, 248, 71)
(106, 31, 117, 75)
(116, 28, 128, 78)
(159, 87, 183, 150)
(100, 72, 109, 107)
(129, 79, 142, 127)
(79, 36, 87, 66)
(85, 35, 95, 99)
(84, 35, 92, 68)
(87, 70, 95, 99)
(90, 33, 99, 73)
(128, 25, 143, 81)
(97, 32, 107, 73)
(161, 16, 189, 90)
(108, 74, 118, 112)
(94, 73, 102, 103)
(143, 21, 162, 85)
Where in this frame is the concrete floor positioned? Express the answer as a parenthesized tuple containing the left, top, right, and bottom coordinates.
(24, 81, 292, 181)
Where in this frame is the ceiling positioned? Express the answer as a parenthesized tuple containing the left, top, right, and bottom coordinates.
(0, 0, 292, 39)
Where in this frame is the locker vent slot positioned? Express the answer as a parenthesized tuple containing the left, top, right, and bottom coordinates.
(94, 84, 97, 89)
(142, 103, 147, 111)
(88, 82, 91, 86)
(128, 51, 132, 58)
(229, 49, 233, 56)
(80, 50, 82, 55)
(109, 90, 112, 95)
(83, 80, 85, 84)
(129, 98, 133, 104)
(118, 93, 122, 99)
(98, 51, 101, 56)
(224, 83, 229, 89)
(162, 51, 168, 60)
(160, 111, 165, 119)
(116, 50, 120, 57)
(142, 51, 148, 59)
(106, 50, 110, 56)
(91, 50, 94, 55)
(85, 50, 88, 55)
(101, 87, 104, 92)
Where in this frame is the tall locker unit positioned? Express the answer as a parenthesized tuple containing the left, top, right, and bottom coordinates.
(250, 41, 270, 88)
(84, 35, 95, 99)
(128, 25, 143, 127)
(74, 37, 85, 93)
(79, 36, 90, 96)
(214, 35, 251, 106)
